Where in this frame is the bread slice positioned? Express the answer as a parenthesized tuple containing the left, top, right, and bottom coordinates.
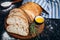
(6, 8, 29, 36)
(8, 8, 28, 22)
(20, 2, 43, 23)
(6, 16, 29, 36)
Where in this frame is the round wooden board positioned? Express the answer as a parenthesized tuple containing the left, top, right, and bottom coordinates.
(6, 23, 44, 40)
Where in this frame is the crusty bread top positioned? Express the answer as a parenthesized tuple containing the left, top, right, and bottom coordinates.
(20, 2, 43, 23)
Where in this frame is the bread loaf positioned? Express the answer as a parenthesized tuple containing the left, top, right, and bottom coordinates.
(6, 2, 43, 37)
(20, 2, 42, 23)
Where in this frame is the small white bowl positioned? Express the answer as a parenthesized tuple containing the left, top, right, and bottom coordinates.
(1, 2, 12, 8)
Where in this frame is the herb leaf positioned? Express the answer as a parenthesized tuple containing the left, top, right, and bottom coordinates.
(30, 22, 36, 34)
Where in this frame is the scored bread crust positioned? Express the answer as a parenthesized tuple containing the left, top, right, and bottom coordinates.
(6, 8, 29, 36)
(20, 2, 43, 23)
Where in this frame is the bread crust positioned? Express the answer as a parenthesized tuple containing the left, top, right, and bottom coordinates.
(20, 2, 43, 23)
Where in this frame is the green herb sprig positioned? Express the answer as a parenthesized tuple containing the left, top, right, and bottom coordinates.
(30, 22, 36, 34)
